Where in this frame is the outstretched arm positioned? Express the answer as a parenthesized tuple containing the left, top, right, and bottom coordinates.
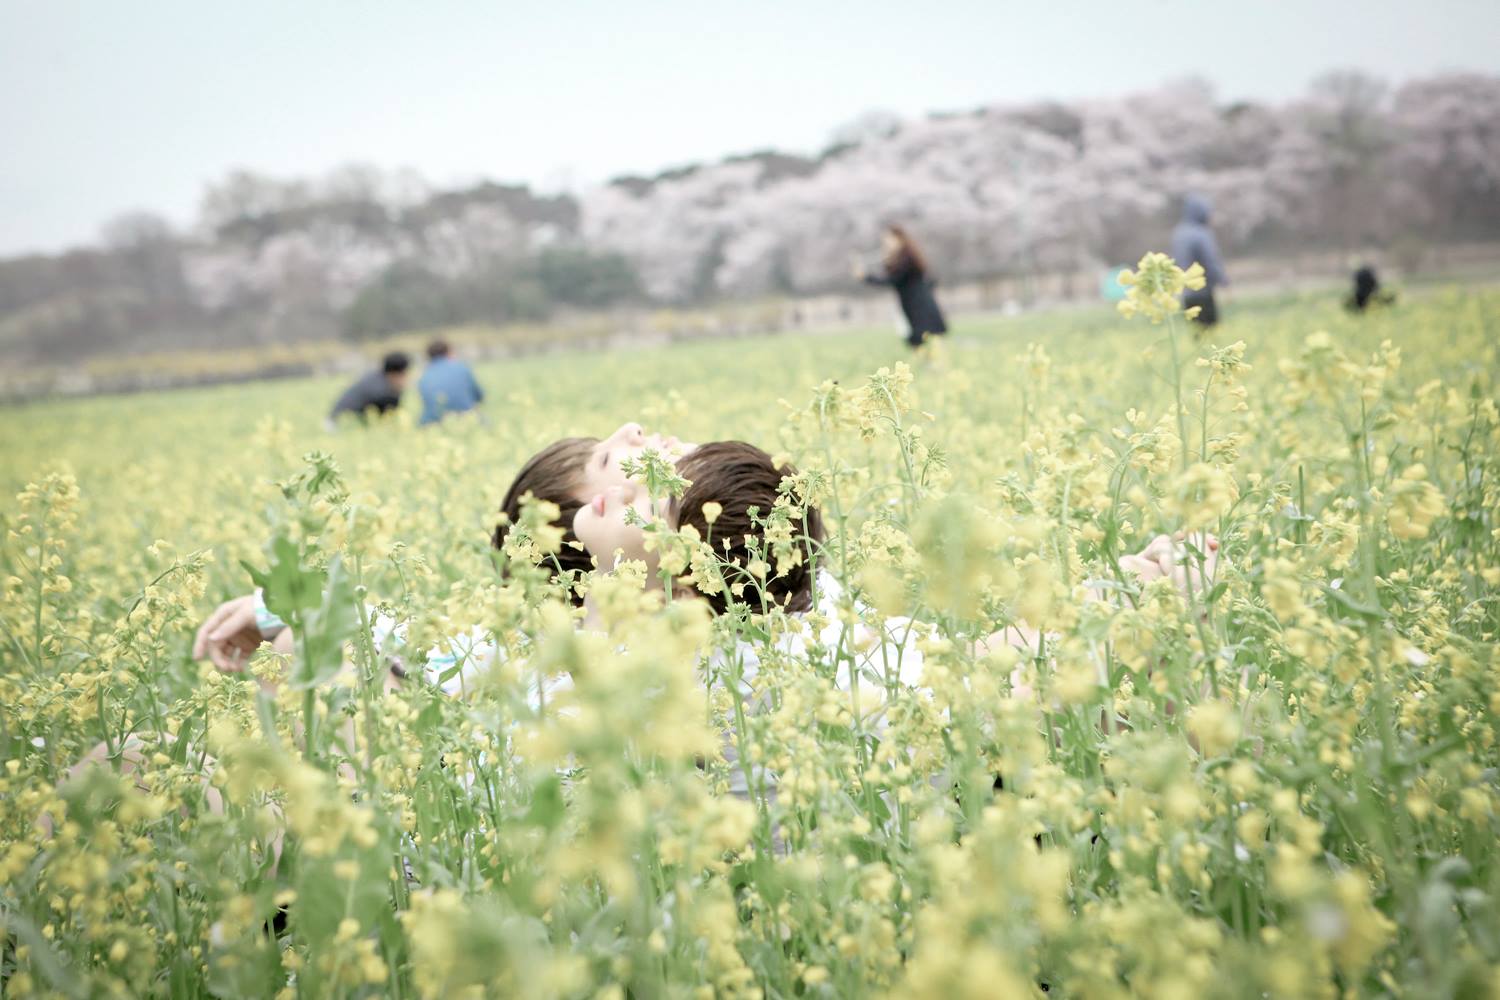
(194, 589, 497, 697)
(864, 258, 914, 288)
(978, 533, 1220, 656)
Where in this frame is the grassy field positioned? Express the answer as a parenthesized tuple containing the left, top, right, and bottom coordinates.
(2, 280, 1498, 997)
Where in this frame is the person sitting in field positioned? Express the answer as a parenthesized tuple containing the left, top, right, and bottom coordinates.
(326, 351, 411, 428)
(417, 339, 485, 425)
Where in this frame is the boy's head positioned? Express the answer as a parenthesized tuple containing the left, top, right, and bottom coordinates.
(426, 338, 451, 360)
(571, 441, 822, 615)
(678, 442, 823, 614)
(382, 351, 412, 390)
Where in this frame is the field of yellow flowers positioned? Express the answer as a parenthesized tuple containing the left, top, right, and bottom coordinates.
(2, 272, 1498, 998)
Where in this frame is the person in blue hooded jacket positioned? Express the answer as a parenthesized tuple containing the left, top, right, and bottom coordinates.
(417, 339, 485, 425)
(1169, 194, 1229, 327)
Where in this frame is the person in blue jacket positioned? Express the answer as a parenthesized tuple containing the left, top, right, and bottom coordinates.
(1169, 194, 1229, 327)
(417, 339, 485, 425)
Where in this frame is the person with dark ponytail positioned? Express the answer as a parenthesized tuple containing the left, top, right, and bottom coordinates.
(853, 224, 947, 348)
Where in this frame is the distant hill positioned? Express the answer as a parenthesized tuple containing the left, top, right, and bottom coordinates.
(2, 71, 1496, 367)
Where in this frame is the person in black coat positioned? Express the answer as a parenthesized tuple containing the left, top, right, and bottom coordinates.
(1346, 264, 1395, 312)
(326, 351, 411, 428)
(854, 224, 947, 348)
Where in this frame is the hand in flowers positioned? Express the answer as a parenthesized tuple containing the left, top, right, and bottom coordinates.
(1121, 532, 1220, 597)
(192, 594, 266, 672)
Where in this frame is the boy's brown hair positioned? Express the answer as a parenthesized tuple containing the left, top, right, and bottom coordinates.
(673, 441, 823, 615)
(492, 437, 599, 596)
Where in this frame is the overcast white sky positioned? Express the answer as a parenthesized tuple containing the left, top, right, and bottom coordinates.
(1, 0, 1494, 256)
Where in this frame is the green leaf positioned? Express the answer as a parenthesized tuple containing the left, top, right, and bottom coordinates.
(0, 911, 83, 996)
(293, 844, 391, 954)
(524, 774, 565, 830)
(240, 533, 323, 620)
(291, 555, 360, 689)
(205, 912, 282, 999)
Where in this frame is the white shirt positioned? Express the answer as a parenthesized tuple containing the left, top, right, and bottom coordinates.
(366, 572, 936, 808)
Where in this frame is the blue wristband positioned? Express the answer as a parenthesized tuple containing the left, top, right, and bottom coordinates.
(253, 589, 288, 638)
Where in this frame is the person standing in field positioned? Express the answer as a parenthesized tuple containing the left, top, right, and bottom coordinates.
(1346, 264, 1395, 313)
(327, 351, 411, 427)
(417, 338, 485, 425)
(853, 224, 947, 348)
(1169, 194, 1229, 328)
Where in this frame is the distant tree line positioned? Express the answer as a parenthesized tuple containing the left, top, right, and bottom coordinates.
(342, 247, 640, 340)
(1, 71, 1496, 366)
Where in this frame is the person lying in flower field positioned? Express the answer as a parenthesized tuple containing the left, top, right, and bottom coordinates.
(193, 425, 1217, 680)
(189, 427, 1218, 735)
(156, 426, 1218, 866)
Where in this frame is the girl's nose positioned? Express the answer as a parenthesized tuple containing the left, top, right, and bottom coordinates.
(604, 422, 633, 447)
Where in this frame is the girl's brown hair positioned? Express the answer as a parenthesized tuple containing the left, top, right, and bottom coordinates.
(883, 223, 930, 278)
(492, 437, 599, 597)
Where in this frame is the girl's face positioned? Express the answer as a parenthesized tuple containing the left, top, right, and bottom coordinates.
(574, 422, 694, 502)
(571, 479, 675, 578)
